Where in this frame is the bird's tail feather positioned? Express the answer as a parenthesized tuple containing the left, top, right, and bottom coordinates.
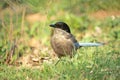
(74, 42, 104, 47)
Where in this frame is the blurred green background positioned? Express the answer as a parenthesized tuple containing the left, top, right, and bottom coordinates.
(0, 0, 120, 80)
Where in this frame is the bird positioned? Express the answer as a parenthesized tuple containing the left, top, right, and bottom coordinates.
(49, 22, 103, 58)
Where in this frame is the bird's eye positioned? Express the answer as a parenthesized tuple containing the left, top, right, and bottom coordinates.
(55, 24, 61, 27)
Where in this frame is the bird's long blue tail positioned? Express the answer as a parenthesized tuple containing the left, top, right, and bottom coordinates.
(74, 42, 104, 48)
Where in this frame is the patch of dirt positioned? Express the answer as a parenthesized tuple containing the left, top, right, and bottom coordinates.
(14, 38, 58, 68)
(89, 10, 120, 19)
(26, 13, 47, 24)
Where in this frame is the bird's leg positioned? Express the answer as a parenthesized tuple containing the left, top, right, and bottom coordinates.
(55, 59, 61, 66)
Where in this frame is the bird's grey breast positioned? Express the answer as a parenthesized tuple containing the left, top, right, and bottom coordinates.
(51, 29, 75, 56)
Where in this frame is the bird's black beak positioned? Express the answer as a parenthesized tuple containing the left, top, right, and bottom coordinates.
(49, 24, 55, 27)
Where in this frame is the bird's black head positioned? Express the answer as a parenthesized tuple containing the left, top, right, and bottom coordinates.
(49, 22, 71, 33)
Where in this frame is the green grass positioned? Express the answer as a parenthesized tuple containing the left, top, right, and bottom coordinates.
(0, 0, 120, 80)
(0, 45, 120, 80)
